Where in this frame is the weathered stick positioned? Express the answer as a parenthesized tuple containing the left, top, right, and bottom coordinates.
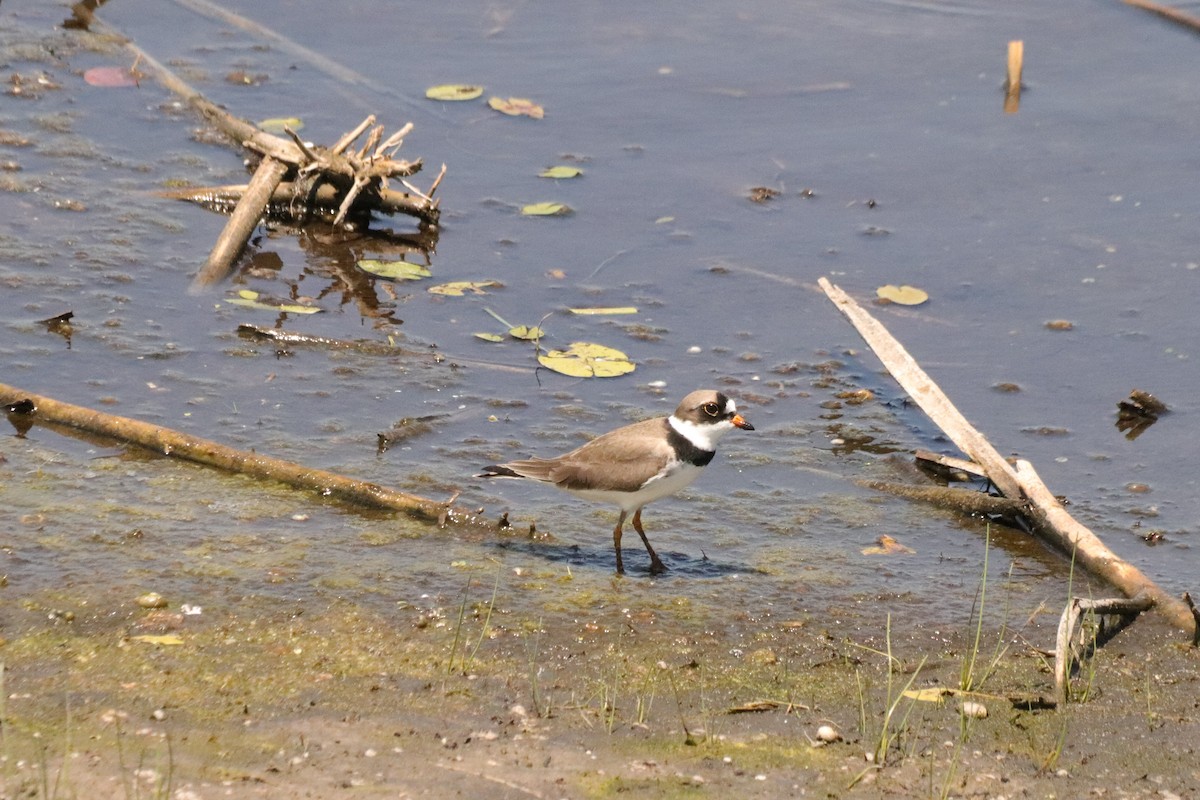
(1123, 0, 1200, 33)
(161, 181, 437, 222)
(1004, 40, 1023, 114)
(1014, 460, 1192, 632)
(819, 277, 1021, 499)
(0, 382, 487, 529)
(818, 276, 1196, 637)
(859, 480, 1024, 518)
(1055, 594, 1153, 703)
(190, 155, 289, 291)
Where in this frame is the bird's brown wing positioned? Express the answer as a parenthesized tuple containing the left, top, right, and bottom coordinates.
(545, 417, 674, 492)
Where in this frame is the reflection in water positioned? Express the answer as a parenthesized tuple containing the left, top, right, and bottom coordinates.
(227, 222, 439, 330)
(1115, 389, 1167, 441)
(63, 0, 109, 30)
(38, 311, 74, 349)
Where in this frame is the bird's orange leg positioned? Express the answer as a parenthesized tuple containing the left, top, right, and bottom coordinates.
(631, 508, 667, 574)
(612, 510, 627, 574)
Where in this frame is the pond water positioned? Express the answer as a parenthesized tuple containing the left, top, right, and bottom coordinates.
(1, 0, 1197, 644)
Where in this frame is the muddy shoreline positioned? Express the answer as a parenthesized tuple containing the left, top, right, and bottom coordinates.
(3, 578, 1197, 799)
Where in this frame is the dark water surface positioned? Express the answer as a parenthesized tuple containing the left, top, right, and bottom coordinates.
(2, 0, 1197, 640)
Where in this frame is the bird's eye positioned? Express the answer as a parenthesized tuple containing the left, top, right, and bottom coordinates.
(702, 402, 720, 417)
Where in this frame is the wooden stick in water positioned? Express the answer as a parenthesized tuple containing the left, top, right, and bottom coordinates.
(1123, 0, 1200, 33)
(0, 381, 486, 529)
(818, 276, 1195, 637)
(1004, 40, 1024, 114)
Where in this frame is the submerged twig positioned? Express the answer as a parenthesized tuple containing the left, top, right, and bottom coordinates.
(859, 481, 1023, 518)
(236, 324, 528, 374)
(0, 381, 486, 529)
(1123, 0, 1200, 33)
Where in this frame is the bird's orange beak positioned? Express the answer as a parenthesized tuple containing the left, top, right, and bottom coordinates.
(732, 414, 754, 431)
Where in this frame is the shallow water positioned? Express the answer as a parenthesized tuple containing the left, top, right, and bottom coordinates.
(1, 0, 1196, 648)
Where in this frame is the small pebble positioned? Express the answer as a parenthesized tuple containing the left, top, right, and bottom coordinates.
(961, 701, 988, 719)
(816, 724, 842, 743)
(137, 592, 168, 609)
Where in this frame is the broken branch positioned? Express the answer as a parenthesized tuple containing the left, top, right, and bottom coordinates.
(819, 276, 1195, 638)
(0, 381, 486, 529)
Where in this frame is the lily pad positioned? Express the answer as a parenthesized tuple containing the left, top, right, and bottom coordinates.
(428, 280, 501, 296)
(538, 342, 636, 378)
(425, 84, 484, 101)
(876, 284, 929, 306)
(258, 116, 304, 134)
(539, 165, 583, 179)
(358, 259, 432, 281)
(83, 66, 139, 87)
(521, 202, 572, 217)
(508, 325, 544, 341)
(488, 96, 544, 119)
(474, 333, 505, 342)
(227, 289, 322, 315)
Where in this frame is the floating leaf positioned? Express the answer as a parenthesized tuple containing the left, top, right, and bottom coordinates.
(488, 96, 544, 119)
(749, 186, 780, 203)
(508, 325, 544, 341)
(538, 342, 636, 378)
(426, 83, 484, 101)
(902, 687, 950, 704)
(474, 333, 504, 342)
(131, 634, 184, 646)
(226, 70, 268, 86)
(257, 116, 304, 134)
(358, 259, 432, 281)
(861, 534, 915, 556)
(521, 202, 572, 217)
(655, 216, 676, 224)
(428, 280, 501, 296)
(84, 66, 139, 88)
(569, 306, 638, 316)
(227, 290, 322, 315)
(876, 284, 929, 306)
(539, 165, 583, 179)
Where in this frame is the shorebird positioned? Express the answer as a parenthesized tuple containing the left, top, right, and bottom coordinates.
(477, 389, 754, 574)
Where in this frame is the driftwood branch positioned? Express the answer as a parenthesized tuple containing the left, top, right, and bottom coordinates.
(819, 278, 1021, 499)
(0, 381, 488, 530)
(819, 277, 1195, 638)
(78, 5, 442, 291)
(159, 181, 439, 222)
(191, 155, 289, 290)
(860, 480, 1024, 518)
(1123, 0, 1200, 33)
(186, 104, 439, 291)
(1055, 594, 1153, 704)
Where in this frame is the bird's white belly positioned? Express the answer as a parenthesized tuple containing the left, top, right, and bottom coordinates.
(566, 462, 704, 512)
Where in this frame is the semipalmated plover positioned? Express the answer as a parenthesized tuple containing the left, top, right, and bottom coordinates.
(477, 389, 754, 574)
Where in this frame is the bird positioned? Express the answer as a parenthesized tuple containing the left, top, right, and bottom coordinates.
(476, 389, 754, 574)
